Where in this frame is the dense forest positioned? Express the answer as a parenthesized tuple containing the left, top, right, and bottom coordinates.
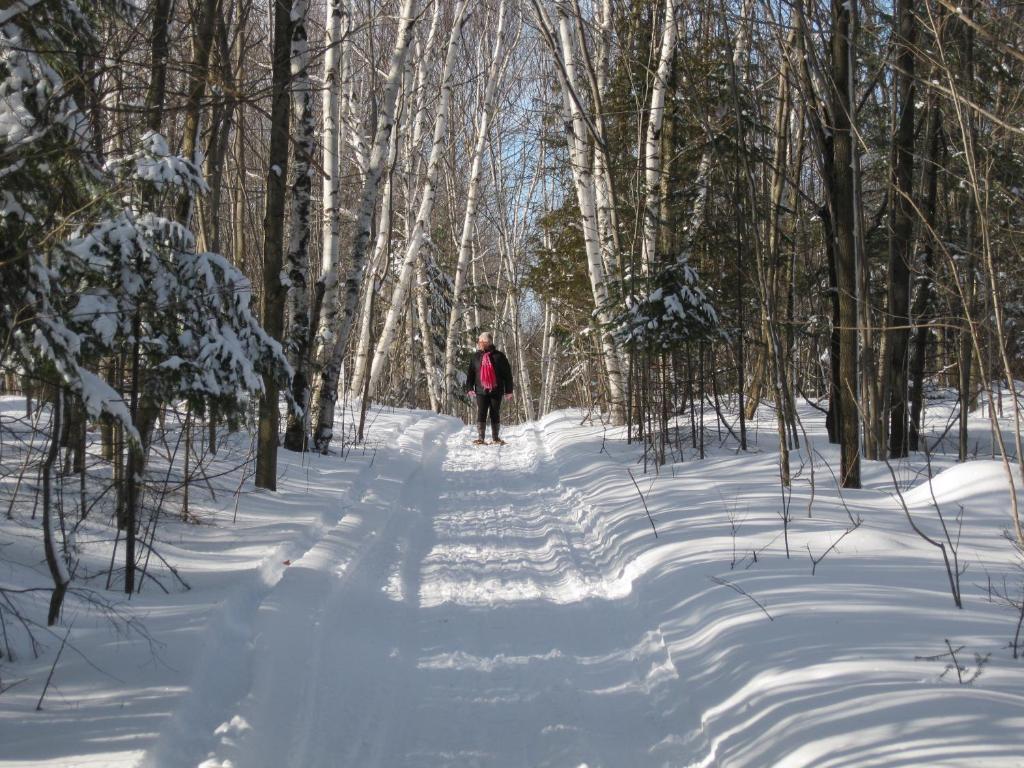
(2, 0, 1023, 620)
(5, 4, 1024, 763)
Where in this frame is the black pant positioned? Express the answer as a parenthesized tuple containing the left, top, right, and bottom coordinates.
(476, 390, 502, 439)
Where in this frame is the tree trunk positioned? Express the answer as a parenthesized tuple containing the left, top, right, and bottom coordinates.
(367, 1, 469, 397)
(908, 88, 943, 452)
(441, 0, 508, 410)
(349, 138, 399, 400)
(43, 393, 68, 625)
(831, 0, 861, 487)
(308, 0, 347, 397)
(311, 0, 419, 453)
(283, 0, 316, 452)
(884, 0, 916, 458)
(254, 0, 294, 489)
(533, 1, 626, 422)
(145, 0, 173, 133)
(823, 206, 842, 445)
(640, 0, 677, 274)
(414, 254, 441, 411)
(176, 0, 220, 227)
(232, 109, 247, 270)
(956, 11, 978, 464)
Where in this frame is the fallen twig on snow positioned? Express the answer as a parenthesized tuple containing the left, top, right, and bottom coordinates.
(36, 622, 72, 710)
(710, 575, 773, 621)
(626, 468, 658, 538)
(806, 523, 861, 575)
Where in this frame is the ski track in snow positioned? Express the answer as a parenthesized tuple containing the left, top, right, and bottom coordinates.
(120, 405, 1024, 768)
(145, 419, 694, 768)
(6, 398, 1024, 767)
(138, 412, 457, 768)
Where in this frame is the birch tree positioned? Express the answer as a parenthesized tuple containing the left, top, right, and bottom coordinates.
(282, 0, 316, 452)
(531, 0, 627, 423)
(366, 0, 470, 398)
(640, 0, 677, 273)
(348, 128, 401, 400)
(312, 0, 420, 453)
(441, 0, 510, 410)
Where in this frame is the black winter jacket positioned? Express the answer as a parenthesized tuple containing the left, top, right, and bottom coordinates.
(466, 346, 514, 396)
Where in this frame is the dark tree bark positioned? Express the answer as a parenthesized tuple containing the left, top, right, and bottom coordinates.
(43, 393, 68, 625)
(255, 0, 294, 490)
(121, 0, 183, 594)
(822, 205, 842, 445)
(203, 10, 240, 256)
(145, 0, 173, 133)
(793, 8, 842, 448)
(176, 0, 220, 225)
(830, 0, 861, 487)
(909, 96, 944, 451)
(956, 2, 978, 463)
(885, 0, 917, 458)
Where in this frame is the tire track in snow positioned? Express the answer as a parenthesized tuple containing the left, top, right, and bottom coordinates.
(206, 414, 458, 768)
(313, 417, 454, 768)
(419, 423, 627, 608)
(380, 423, 686, 767)
(148, 417, 691, 767)
(137, 412, 456, 768)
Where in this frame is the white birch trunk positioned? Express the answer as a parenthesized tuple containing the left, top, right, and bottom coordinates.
(595, 0, 616, 277)
(510, 291, 535, 422)
(400, 7, 445, 410)
(540, 3, 626, 422)
(311, 0, 419, 453)
(441, 0, 509, 410)
(538, 301, 552, 416)
(348, 131, 399, 400)
(315, 0, 353, 366)
(348, 265, 379, 402)
(577, 0, 621, 286)
(640, 0, 677, 273)
(684, 149, 713, 257)
(414, 255, 440, 410)
(542, 303, 560, 416)
(592, 147, 617, 281)
(408, 3, 443, 179)
(342, 4, 368, 179)
(282, 0, 317, 450)
(470, 241, 481, 331)
(318, 0, 345, 320)
(367, 1, 469, 396)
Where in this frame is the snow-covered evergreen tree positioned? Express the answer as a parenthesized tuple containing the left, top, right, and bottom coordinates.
(612, 260, 721, 351)
(1, 0, 289, 432)
(1, 0, 139, 426)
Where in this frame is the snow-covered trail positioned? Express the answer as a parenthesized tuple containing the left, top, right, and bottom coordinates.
(7, 400, 1024, 767)
(169, 420, 691, 768)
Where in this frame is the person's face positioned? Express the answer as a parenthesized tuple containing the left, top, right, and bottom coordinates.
(477, 337, 488, 349)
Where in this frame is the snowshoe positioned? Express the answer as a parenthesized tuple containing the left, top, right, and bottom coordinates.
(472, 438, 487, 445)
(492, 438, 506, 446)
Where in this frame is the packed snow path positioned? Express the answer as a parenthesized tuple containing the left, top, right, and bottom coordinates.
(5, 403, 1024, 766)
(155, 418, 690, 768)
(119, 407, 1024, 768)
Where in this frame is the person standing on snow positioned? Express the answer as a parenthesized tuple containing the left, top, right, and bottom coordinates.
(465, 332, 514, 445)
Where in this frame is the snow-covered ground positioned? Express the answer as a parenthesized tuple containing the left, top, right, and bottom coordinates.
(2, 397, 1024, 766)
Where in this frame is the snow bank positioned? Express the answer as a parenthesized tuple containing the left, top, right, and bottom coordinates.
(2, 399, 1023, 767)
(902, 459, 1020, 511)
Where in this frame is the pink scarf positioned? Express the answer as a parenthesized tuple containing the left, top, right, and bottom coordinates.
(480, 351, 497, 390)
